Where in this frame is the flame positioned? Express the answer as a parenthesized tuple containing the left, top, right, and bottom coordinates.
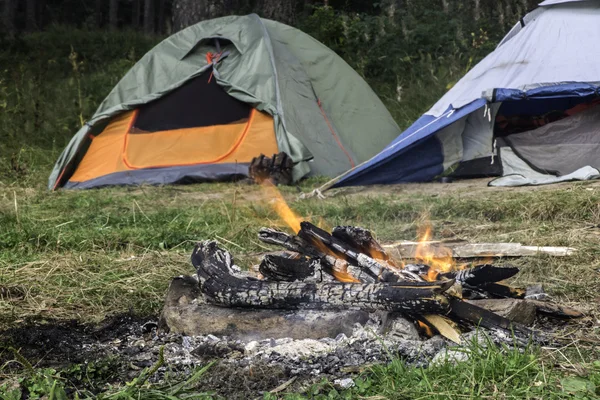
(414, 224, 467, 281)
(417, 321, 434, 337)
(259, 181, 360, 282)
(260, 180, 303, 233)
(331, 266, 361, 283)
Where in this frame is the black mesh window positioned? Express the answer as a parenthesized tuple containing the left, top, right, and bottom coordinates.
(133, 67, 251, 132)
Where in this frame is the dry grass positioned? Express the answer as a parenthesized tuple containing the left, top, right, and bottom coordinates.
(1, 179, 599, 346)
(2, 179, 600, 399)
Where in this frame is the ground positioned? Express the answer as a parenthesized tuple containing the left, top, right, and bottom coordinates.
(1, 177, 600, 398)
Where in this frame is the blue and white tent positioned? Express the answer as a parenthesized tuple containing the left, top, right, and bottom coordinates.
(327, 0, 600, 189)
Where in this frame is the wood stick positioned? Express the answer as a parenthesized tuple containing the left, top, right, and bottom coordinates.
(440, 264, 520, 286)
(259, 254, 319, 282)
(384, 241, 576, 258)
(447, 297, 537, 339)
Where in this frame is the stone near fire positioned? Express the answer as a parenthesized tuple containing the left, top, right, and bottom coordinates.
(466, 299, 537, 325)
(431, 349, 470, 366)
(159, 275, 371, 340)
(382, 312, 420, 341)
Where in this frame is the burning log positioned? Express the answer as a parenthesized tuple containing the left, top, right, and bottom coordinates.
(298, 222, 419, 283)
(258, 227, 374, 283)
(331, 226, 393, 264)
(462, 283, 526, 300)
(248, 152, 294, 185)
(192, 241, 451, 314)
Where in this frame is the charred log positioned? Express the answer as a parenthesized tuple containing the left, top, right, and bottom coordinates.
(249, 152, 294, 185)
(258, 227, 375, 283)
(192, 241, 450, 314)
(463, 282, 526, 299)
(447, 297, 536, 339)
(526, 300, 584, 319)
(259, 254, 320, 282)
(332, 226, 393, 264)
(440, 264, 519, 286)
(299, 222, 417, 282)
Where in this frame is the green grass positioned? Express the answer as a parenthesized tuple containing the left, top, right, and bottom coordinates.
(2, 24, 600, 400)
(295, 342, 600, 399)
(2, 181, 600, 323)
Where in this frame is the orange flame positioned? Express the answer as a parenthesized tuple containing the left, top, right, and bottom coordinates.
(417, 321, 434, 337)
(331, 265, 361, 283)
(414, 224, 467, 281)
(261, 180, 303, 233)
(259, 181, 360, 282)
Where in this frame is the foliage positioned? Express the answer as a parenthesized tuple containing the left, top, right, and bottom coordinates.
(0, 347, 215, 399)
(0, 26, 159, 188)
(0, 2, 518, 187)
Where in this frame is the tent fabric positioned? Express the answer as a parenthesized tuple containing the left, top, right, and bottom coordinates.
(488, 147, 600, 187)
(64, 163, 250, 189)
(67, 108, 278, 186)
(50, 14, 401, 190)
(330, 0, 600, 189)
(502, 105, 600, 175)
(133, 68, 251, 131)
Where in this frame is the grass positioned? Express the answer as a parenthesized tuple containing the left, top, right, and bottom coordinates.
(2, 179, 600, 397)
(1, 23, 599, 400)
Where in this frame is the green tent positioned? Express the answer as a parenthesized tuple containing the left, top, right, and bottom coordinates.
(49, 14, 401, 189)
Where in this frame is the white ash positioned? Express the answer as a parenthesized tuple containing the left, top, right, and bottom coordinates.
(73, 316, 531, 388)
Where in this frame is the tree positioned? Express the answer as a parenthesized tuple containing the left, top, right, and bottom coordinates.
(144, 0, 155, 33)
(2, 0, 17, 37)
(255, 0, 296, 24)
(109, 0, 118, 30)
(26, 0, 37, 31)
(157, 0, 168, 33)
(131, 0, 141, 28)
(95, 0, 104, 28)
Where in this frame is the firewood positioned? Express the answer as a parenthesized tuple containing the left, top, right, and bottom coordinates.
(384, 241, 576, 258)
(160, 276, 371, 339)
(192, 241, 450, 314)
(259, 254, 320, 282)
(258, 227, 376, 283)
(525, 300, 584, 319)
(422, 314, 462, 344)
(440, 264, 519, 286)
(332, 226, 394, 265)
(299, 222, 418, 282)
(463, 282, 526, 299)
(447, 297, 537, 339)
(248, 152, 294, 185)
(466, 299, 537, 325)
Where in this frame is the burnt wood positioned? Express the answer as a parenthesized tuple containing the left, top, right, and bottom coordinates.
(332, 226, 393, 264)
(526, 300, 584, 319)
(259, 254, 320, 282)
(440, 264, 519, 286)
(249, 152, 294, 185)
(447, 297, 536, 338)
(192, 241, 450, 314)
(463, 282, 526, 299)
(299, 222, 416, 282)
(258, 227, 376, 283)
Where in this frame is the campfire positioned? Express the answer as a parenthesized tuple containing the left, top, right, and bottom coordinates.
(181, 186, 582, 345)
